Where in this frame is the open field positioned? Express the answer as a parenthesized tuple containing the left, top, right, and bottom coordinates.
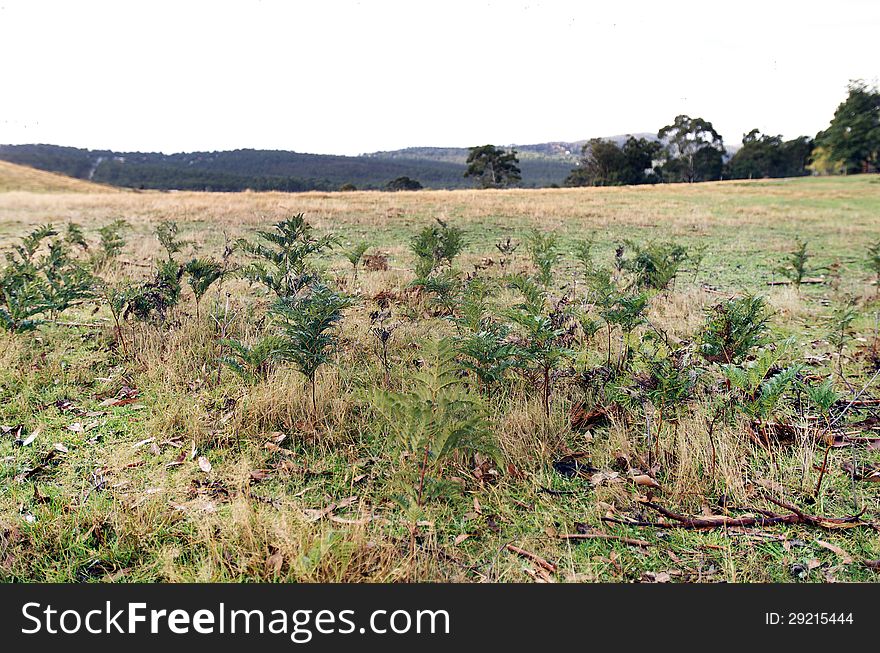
(1, 173, 879, 583)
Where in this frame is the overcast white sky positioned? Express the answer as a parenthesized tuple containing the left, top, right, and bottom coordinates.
(1, 0, 878, 155)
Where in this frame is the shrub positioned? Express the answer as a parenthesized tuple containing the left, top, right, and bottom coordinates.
(386, 176, 423, 191)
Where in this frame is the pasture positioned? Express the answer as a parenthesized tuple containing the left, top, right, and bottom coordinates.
(1, 171, 879, 582)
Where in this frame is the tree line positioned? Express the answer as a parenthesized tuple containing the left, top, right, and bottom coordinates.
(465, 80, 879, 189)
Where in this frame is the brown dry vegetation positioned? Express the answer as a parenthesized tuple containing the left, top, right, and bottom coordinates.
(0, 161, 117, 194)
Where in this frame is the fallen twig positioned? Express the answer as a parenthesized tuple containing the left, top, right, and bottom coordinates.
(557, 532, 653, 548)
(505, 544, 557, 573)
(601, 498, 874, 532)
(763, 495, 867, 529)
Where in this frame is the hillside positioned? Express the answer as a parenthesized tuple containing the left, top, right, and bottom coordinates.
(2, 133, 725, 193)
(0, 141, 591, 192)
(0, 159, 115, 193)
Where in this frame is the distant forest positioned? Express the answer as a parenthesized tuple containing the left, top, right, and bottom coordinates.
(0, 81, 876, 192)
(0, 144, 572, 192)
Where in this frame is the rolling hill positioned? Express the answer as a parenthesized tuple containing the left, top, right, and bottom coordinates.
(0, 135, 659, 193)
(0, 159, 116, 193)
(0, 142, 589, 192)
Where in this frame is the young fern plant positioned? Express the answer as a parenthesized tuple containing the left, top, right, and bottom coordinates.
(699, 295, 771, 364)
(102, 283, 132, 357)
(638, 346, 697, 463)
(722, 343, 802, 439)
(572, 238, 596, 278)
(826, 301, 858, 376)
(456, 321, 522, 397)
(622, 240, 688, 290)
(271, 282, 353, 414)
(369, 339, 498, 556)
(525, 230, 560, 288)
(452, 277, 523, 395)
(184, 257, 224, 320)
(867, 239, 880, 293)
(125, 259, 184, 323)
(416, 268, 464, 319)
(122, 221, 193, 323)
(65, 223, 89, 251)
(39, 238, 95, 319)
(344, 241, 370, 282)
(805, 378, 842, 497)
(410, 219, 466, 279)
(505, 274, 577, 418)
(90, 220, 127, 271)
(600, 291, 648, 370)
(239, 214, 336, 298)
(369, 337, 499, 549)
(0, 225, 95, 331)
(156, 221, 188, 261)
(776, 239, 818, 290)
(219, 335, 287, 383)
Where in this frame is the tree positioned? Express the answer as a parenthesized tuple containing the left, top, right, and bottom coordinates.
(807, 145, 846, 176)
(566, 137, 660, 187)
(815, 80, 880, 174)
(620, 136, 662, 184)
(464, 145, 521, 189)
(565, 139, 626, 186)
(386, 176, 423, 191)
(729, 129, 812, 179)
(657, 115, 725, 182)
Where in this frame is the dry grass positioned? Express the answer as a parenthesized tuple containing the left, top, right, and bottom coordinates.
(0, 161, 118, 194)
